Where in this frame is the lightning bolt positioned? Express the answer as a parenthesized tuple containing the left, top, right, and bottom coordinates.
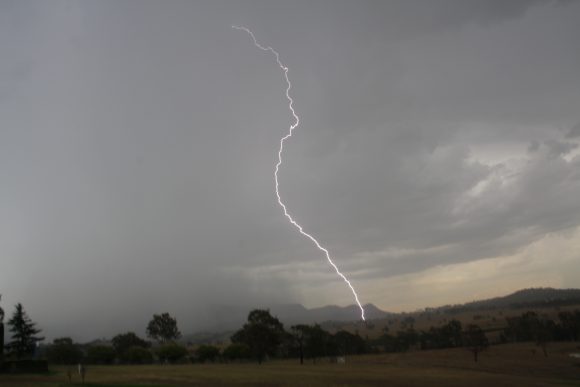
(233, 26, 366, 321)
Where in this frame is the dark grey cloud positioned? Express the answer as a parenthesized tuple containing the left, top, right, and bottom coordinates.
(1, 0, 579, 340)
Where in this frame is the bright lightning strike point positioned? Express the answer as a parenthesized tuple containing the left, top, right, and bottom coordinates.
(233, 25, 366, 321)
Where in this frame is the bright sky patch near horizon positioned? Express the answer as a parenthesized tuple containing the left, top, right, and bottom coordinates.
(1, 0, 579, 340)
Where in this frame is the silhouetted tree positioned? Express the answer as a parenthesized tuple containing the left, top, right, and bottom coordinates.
(333, 330, 367, 356)
(111, 332, 150, 362)
(303, 324, 329, 363)
(533, 319, 555, 357)
(146, 313, 181, 343)
(291, 324, 309, 364)
(558, 310, 580, 341)
(377, 326, 405, 353)
(419, 320, 462, 350)
(503, 310, 562, 353)
(504, 311, 539, 342)
(231, 309, 285, 364)
(222, 343, 250, 362)
(379, 326, 417, 353)
(45, 337, 83, 365)
(463, 324, 488, 362)
(6, 303, 44, 359)
(441, 319, 463, 347)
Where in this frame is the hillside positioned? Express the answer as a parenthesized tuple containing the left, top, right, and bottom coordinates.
(428, 287, 580, 314)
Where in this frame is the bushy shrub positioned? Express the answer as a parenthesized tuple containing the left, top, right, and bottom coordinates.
(111, 332, 150, 358)
(222, 343, 250, 362)
(155, 343, 188, 363)
(45, 338, 83, 365)
(86, 345, 116, 365)
(121, 346, 153, 364)
(195, 345, 220, 363)
(1, 359, 49, 373)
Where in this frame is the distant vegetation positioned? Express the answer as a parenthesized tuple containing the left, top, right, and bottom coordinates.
(1, 288, 580, 374)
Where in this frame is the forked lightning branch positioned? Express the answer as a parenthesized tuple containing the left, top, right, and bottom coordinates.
(233, 26, 365, 321)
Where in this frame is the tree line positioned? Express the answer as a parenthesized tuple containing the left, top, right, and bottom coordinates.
(0, 298, 189, 367)
(370, 309, 580, 360)
(2, 296, 580, 368)
(230, 309, 368, 364)
(46, 309, 369, 366)
(228, 308, 580, 363)
(501, 310, 580, 356)
(46, 312, 187, 366)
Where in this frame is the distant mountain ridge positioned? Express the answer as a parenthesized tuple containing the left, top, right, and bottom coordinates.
(270, 302, 390, 324)
(197, 302, 391, 333)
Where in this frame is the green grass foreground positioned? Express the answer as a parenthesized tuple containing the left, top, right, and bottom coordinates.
(1, 342, 579, 386)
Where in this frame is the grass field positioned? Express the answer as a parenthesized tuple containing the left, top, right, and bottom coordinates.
(1, 342, 579, 386)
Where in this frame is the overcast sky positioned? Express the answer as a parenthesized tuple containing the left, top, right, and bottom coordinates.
(1, 0, 580, 340)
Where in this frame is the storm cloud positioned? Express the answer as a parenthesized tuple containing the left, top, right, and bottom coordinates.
(1, 0, 579, 340)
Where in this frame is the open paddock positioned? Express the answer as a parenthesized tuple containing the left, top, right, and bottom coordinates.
(1, 342, 579, 386)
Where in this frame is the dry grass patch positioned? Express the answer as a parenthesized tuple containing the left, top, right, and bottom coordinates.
(1, 342, 579, 386)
